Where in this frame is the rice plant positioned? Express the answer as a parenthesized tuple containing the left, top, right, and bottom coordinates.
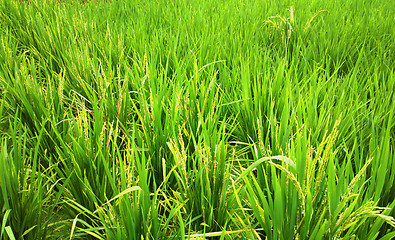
(0, 0, 394, 239)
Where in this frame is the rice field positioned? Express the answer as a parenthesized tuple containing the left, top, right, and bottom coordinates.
(0, 0, 394, 239)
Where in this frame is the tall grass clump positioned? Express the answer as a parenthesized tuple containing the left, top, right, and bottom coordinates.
(0, 0, 394, 239)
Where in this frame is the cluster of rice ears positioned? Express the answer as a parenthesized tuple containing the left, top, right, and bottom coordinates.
(0, 0, 394, 239)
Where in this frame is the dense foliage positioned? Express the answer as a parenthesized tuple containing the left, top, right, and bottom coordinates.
(0, 0, 394, 239)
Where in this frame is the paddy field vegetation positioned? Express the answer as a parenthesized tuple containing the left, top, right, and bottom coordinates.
(0, 0, 394, 239)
